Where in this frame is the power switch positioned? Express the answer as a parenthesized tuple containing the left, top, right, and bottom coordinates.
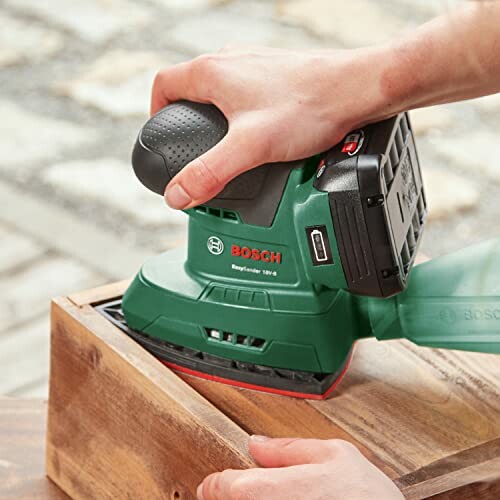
(306, 225, 334, 266)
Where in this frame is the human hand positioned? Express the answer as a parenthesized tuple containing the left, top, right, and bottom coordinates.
(151, 46, 392, 209)
(196, 436, 404, 500)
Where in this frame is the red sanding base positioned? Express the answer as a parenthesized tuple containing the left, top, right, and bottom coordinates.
(162, 348, 353, 400)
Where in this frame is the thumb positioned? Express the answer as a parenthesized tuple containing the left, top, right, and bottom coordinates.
(249, 436, 353, 468)
(164, 127, 262, 210)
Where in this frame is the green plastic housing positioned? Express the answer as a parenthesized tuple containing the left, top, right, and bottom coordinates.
(123, 162, 500, 375)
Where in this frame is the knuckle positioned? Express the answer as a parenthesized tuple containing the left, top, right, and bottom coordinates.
(229, 476, 258, 500)
(189, 157, 223, 196)
(326, 439, 359, 458)
(152, 70, 165, 89)
(192, 54, 219, 75)
(210, 472, 225, 497)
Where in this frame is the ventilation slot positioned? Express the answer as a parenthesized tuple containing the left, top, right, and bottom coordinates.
(400, 187, 426, 276)
(383, 115, 410, 189)
(205, 328, 267, 350)
(223, 211, 238, 220)
(195, 207, 238, 220)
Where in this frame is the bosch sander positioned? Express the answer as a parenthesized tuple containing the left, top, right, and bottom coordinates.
(99, 101, 500, 399)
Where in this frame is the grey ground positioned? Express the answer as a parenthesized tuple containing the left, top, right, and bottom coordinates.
(0, 0, 499, 397)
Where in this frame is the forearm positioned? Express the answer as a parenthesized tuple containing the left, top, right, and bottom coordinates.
(379, 1, 500, 114)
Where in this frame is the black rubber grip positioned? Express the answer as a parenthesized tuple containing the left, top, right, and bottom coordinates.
(132, 101, 228, 195)
(131, 100, 301, 226)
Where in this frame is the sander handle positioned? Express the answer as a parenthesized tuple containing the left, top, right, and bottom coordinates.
(132, 101, 300, 226)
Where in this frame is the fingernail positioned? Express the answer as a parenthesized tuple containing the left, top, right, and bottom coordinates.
(250, 435, 270, 442)
(166, 184, 192, 209)
(196, 483, 205, 500)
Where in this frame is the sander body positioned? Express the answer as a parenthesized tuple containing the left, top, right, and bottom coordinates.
(102, 101, 500, 399)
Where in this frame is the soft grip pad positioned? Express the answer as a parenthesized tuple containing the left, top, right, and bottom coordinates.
(133, 101, 228, 194)
(132, 100, 300, 226)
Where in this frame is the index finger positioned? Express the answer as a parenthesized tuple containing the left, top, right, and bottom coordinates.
(150, 60, 209, 115)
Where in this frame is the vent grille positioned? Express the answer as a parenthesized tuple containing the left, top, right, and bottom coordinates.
(381, 113, 412, 188)
(205, 328, 267, 350)
(399, 191, 425, 273)
(195, 206, 238, 220)
(381, 113, 427, 282)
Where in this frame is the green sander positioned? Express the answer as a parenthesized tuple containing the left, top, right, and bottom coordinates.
(98, 101, 500, 399)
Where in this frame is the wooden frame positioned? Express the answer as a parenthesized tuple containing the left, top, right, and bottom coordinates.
(46, 281, 500, 499)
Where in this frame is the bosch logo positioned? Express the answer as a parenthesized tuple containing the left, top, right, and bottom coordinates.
(207, 236, 224, 255)
(231, 245, 282, 264)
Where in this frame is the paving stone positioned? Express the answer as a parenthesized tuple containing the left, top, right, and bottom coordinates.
(0, 101, 95, 171)
(277, 0, 406, 47)
(473, 92, 500, 113)
(0, 12, 63, 67)
(5, 0, 151, 43)
(0, 317, 49, 396)
(55, 50, 166, 117)
(0, 256, 102, 332)
(151, 0, 229, 10)
(0, 224, 45, 274)
(0, 179, 154, 280)
(430, 131, 500, 183)
(409, 106, 453, 136)
(423, 168, 479, 221)
(43, 158, 187, 226)
(170, 9, 320, 53)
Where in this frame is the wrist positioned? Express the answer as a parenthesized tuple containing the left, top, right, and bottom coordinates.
(321, 45, 406, 132)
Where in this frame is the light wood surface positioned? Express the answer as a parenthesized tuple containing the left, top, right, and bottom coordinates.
(46, 282, 500, 499)
(0, 398, 68, 500)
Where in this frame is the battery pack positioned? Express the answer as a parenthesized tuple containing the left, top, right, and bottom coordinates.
(314, 113, 427, 297)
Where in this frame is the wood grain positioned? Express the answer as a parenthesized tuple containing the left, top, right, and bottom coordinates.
(47, 282, 500, 499)
(396, 438, 500, 499)
(67, 279, 130, 307)
(0, 398, 68, 500)
(47, 297, 253, 500)
(185, 339, 500, 489)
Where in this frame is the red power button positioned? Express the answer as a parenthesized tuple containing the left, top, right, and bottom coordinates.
(341, 132, 363, 155)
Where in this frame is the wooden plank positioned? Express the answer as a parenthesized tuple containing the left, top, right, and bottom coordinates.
(185, 339, 500, 493)
(429, 478, 500, 500)
(396, 438, 500, 499)
(47, 283, 500, 499)
(309, 340, 500, 474)
(46, 297, 253, 500)
(179, 373, 398, 479)
(0, 398, 68, 500)
(67, 279, 130, 307)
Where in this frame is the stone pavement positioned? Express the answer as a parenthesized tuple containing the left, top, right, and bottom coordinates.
(0, 0, 499, 397)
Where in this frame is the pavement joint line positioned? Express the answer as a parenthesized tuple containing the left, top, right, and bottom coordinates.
(0, 251, 51, 281)
(0, 179, 152, 280)
(0, 310, 49, 341)
(6, 375, 48, 397)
